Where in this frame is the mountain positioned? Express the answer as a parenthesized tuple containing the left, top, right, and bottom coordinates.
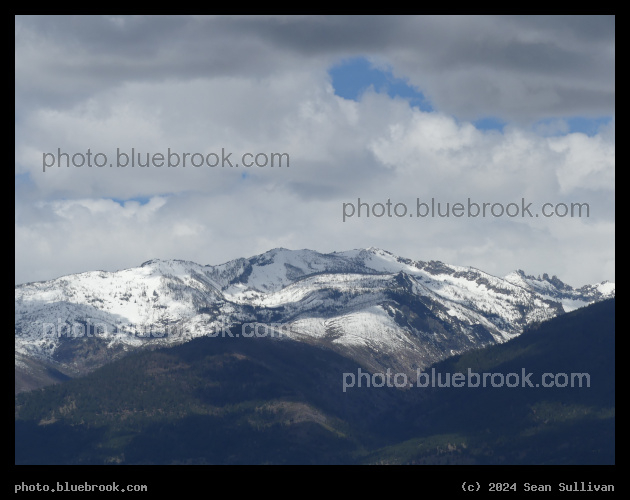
(15, 298, 615, 464)
(368, 297, 615, 464)
(15, 248, 614, 392)
(503, 269, 614, 311)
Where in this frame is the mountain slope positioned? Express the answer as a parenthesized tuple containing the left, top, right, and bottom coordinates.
(369, 298, 615, 464)
(15, 331, 407, 464)
(15, 299, 614, 464)
(15, 248, 614, 391)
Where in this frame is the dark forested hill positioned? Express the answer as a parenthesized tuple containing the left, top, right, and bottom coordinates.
(15, 299, 614, 464)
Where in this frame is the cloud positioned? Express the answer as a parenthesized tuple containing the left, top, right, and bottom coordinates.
(16, 15, 614, 121)
(15, 15, 614, 287)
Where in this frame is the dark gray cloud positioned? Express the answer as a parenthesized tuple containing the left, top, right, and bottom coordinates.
(16, 15, 614, 121)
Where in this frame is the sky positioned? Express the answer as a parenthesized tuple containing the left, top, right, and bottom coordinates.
(15, 15, 615, 287)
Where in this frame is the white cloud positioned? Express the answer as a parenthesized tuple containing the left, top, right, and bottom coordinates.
(15, 15, 614, 287)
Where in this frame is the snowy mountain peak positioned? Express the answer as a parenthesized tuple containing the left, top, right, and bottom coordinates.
(504, 269, 614, 312)
(15, 248, 615, 391)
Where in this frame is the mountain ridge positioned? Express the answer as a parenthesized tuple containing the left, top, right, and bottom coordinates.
(15, 247, 614, 393)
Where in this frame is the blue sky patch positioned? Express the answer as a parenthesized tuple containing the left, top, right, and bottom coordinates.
(532, 116, 613, 137)
(471, 117, 507, 132)
(329, 56, 432, 111)
(15, 172, 32, 187)
(111, 196, 152, 206)
(565, 116, 613, 136)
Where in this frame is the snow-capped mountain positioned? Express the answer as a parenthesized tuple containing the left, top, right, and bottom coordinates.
(503, 269, 615, 312)
(15, 248, 614, 390)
